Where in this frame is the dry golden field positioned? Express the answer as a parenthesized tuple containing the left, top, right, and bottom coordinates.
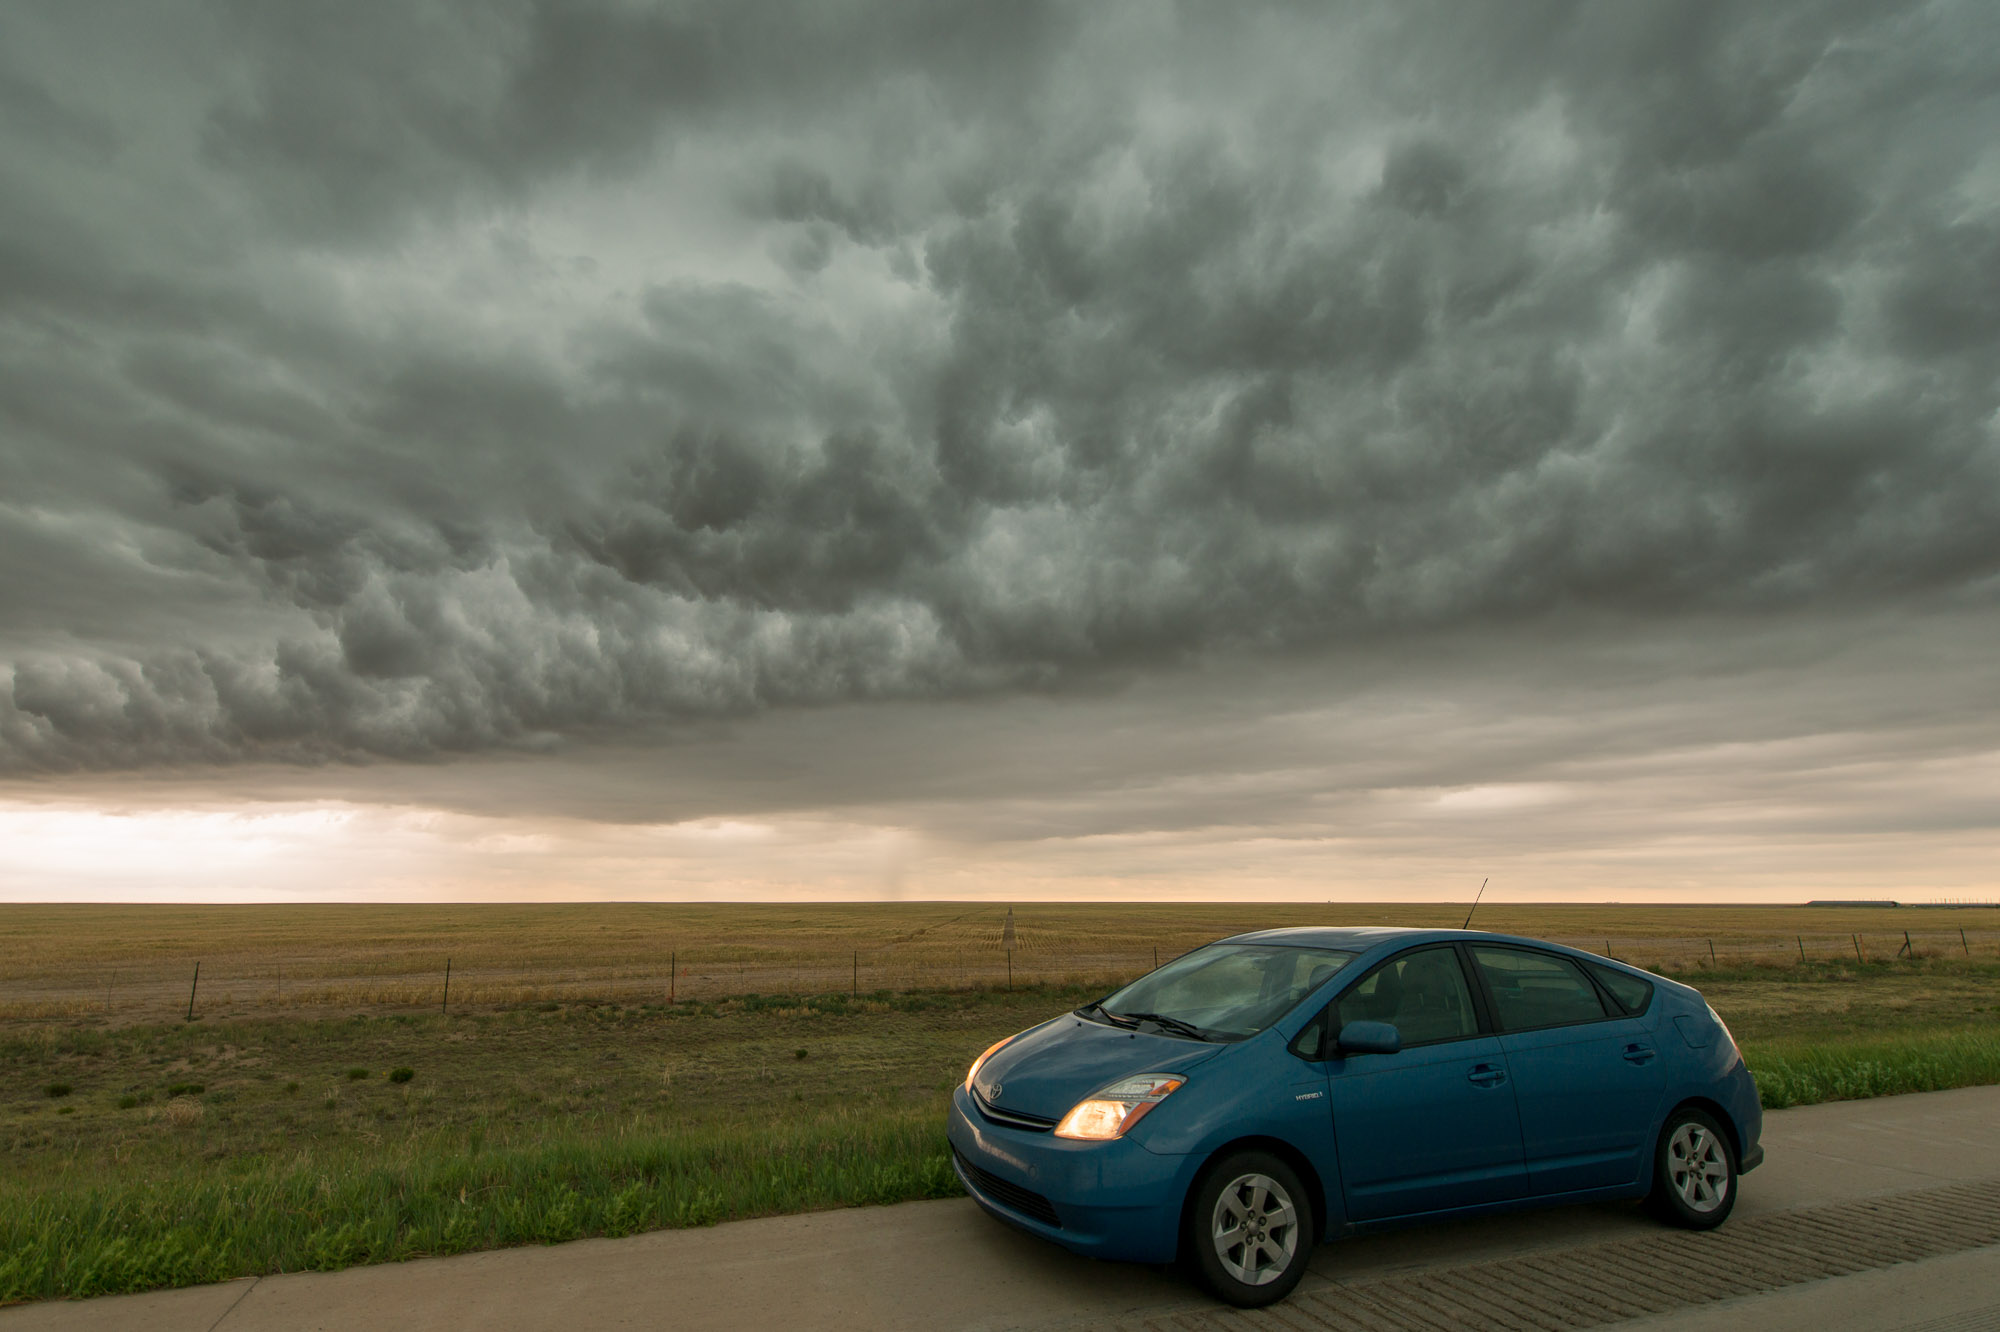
(3, 901, 1995, 1025)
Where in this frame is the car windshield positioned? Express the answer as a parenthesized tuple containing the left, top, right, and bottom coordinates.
(1091, 944, 1358, 1040)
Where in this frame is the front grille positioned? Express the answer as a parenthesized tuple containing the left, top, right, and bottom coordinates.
(954, 1148, 1062, 1228)
(974, 1088, 1058, 1132)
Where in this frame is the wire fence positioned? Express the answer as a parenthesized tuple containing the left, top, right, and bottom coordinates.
(3, 926, 1995, 1026)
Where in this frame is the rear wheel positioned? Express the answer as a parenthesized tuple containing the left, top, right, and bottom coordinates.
(1184, 1151, 1313, 1307)
(1649, 1107, 1737, 1229)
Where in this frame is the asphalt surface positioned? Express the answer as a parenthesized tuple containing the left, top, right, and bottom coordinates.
(6, 1084, 1998, 1332)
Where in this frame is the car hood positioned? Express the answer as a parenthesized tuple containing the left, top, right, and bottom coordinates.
(975, 1014, 1228, 1122)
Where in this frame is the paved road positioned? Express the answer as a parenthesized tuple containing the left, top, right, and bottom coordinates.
(7, 1084, 1998, 1332)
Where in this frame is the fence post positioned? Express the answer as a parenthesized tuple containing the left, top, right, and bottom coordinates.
(1898, 930, 1912, 959)
(1006, 951, 1013, 992)
(852, 950, 858, 998)
(1797, 936, 1805, 962)
(186, 962, 200, 1021)
(1707, 939, 1716, 965)
(1964, 928, 1972, 957)
(670, 951, 677, 1005)
(1853, 934, 1864, 962)
(441, 958, 451, 1015)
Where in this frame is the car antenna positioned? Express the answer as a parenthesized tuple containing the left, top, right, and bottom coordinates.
(1461, 877, 1488, 931)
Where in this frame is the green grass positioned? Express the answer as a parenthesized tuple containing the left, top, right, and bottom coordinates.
(0, 1111, 956, 1302)
(1746, 1030, 2000, 1110)
(0, 986, 1087, 1304)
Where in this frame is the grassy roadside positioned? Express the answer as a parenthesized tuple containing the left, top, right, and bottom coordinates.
(1746, 1031, 2000, 1108)
(0, 1112, 959, 1302)
(1, 985, 1067, 1304)
(5, 961, 2000, 1304)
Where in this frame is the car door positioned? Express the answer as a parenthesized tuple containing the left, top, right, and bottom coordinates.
(1468, 945, 1667, 1196)
(1311, 945, 1528, 1221)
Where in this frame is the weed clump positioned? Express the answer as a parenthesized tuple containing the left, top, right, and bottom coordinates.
(388, 1067, 415, 1084)
(44, 1083, 72, 1099)
(1750, 1031, 2000, 1109)
(345, 1068, 370, 1081)
(165, 1082, 204, 1097)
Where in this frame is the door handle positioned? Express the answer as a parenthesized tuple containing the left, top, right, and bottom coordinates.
(1467, 1064, 1508, 1088)
(1622, 1043, 1656, 1064)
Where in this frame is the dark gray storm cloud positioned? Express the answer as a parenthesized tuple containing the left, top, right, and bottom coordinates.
(2, 0, 1996, 773)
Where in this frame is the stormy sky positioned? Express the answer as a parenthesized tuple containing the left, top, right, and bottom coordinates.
(2, 1, 1996, 902)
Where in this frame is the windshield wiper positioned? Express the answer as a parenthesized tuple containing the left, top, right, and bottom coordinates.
(1109, 1010, 1213, 1041)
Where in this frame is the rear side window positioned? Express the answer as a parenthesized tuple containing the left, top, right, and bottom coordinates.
(1587, 962, 1654, 1016)
(1334, 946, 1478, 1046)
(1471, 946, 1607, 1031)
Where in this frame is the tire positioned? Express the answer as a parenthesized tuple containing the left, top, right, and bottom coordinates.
(1184, 1151, 1315, 1308)
(1648, 1107, 1738, 1229)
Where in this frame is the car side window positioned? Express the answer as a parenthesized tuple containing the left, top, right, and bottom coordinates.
(1471, 947, 1608, 1031)
(1587, 961, 1654, 1016)
(1333, 946, 1478, 1047)
(1289, 1011, 1327, 1060)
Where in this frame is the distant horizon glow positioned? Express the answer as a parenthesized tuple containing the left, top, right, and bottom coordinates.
(4, 787, 1992, 906)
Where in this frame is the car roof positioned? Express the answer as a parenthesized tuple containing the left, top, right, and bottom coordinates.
(1218, 925, 1614, 958)
(1220, 925, 1471, 950)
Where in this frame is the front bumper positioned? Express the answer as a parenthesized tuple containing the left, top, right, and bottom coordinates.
(946, 1085, 1189, 1264)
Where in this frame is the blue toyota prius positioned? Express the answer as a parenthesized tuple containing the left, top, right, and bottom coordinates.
(948, 927, 1763, 1307)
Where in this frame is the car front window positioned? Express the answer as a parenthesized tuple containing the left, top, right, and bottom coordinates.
(1334, 945, 1478, 1046)
(1095, 944, 1357, 1040)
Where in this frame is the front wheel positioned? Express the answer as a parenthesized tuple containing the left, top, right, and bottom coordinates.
(1184, 1151, 1314, 1308)
(1649, 1107, 1737, 1229)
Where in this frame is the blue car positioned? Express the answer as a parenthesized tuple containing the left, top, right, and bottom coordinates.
(949, 927, 1763, 1307)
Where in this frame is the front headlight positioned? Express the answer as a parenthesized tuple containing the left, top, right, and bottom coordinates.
(965, 1035, 1016, 1092)
(1053, 1074, 1186, 1140)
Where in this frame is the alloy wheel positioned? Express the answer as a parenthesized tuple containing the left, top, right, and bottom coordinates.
(1210, 1172, 1300, 1285)
(1667, 1121, 1730, 1213)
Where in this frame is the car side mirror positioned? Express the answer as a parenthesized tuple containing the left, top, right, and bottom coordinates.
(1337, 1020, 1401, 1055)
